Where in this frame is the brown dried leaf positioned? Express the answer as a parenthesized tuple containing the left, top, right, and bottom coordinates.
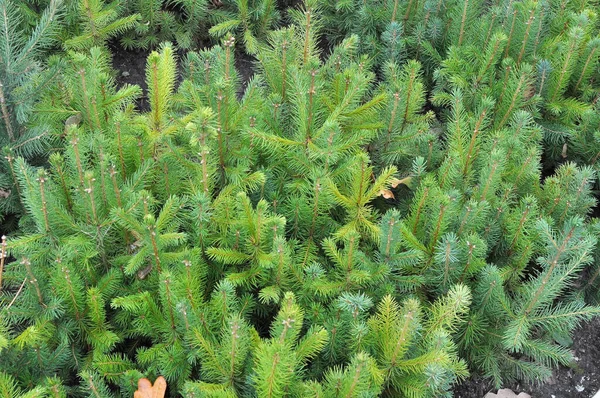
(130, 240, 143, 252)
(524, 84, 535, 101)
(134, 376, 167, 398)
(137, 264, 153, 280)
(380, 189, 395, 199)
(390, 176, 413, 188)
(63, 113, 82, 136)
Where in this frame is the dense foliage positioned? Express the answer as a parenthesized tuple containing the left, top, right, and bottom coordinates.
(0, 0, 599, 397)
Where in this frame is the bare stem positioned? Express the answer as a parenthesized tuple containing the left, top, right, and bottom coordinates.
(38, 172, 50, 233)
(0, 80, 14, 141)
(458, 0, 470, 46)
(0, 235, 6, 291)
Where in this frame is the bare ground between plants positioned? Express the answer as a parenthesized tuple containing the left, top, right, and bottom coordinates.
(453, 318, 600, 398)
(110, 42, 257, 111)
(111, 44, 151, 111)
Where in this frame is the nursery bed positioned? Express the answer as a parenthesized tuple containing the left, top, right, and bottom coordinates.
(109, 42, 600, 398)
(456, 294, 600, 397)
(4, 0, 600, 395)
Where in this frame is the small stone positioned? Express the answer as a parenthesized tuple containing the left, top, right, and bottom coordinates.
(122, 71, 130, 77)
(484, 389, 531, 398)
(575, 385, 585, 392)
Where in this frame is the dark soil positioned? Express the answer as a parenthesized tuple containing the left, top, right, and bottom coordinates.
(110, 44, 151, 111)
(110, 42, 257, 105)
(235, 49, 256, 98)
(454, 317, 600, 398)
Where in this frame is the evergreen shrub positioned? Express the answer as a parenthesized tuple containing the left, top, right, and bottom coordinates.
(0, 0, 599, 397)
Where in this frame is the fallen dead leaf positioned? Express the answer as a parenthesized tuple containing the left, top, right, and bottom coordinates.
(137, 264, 153, 280)
(390, 176, 413, 188)
(134, 376, 167, 398)
(380, 189, 395, 199)
(63, 113, 82, 136)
